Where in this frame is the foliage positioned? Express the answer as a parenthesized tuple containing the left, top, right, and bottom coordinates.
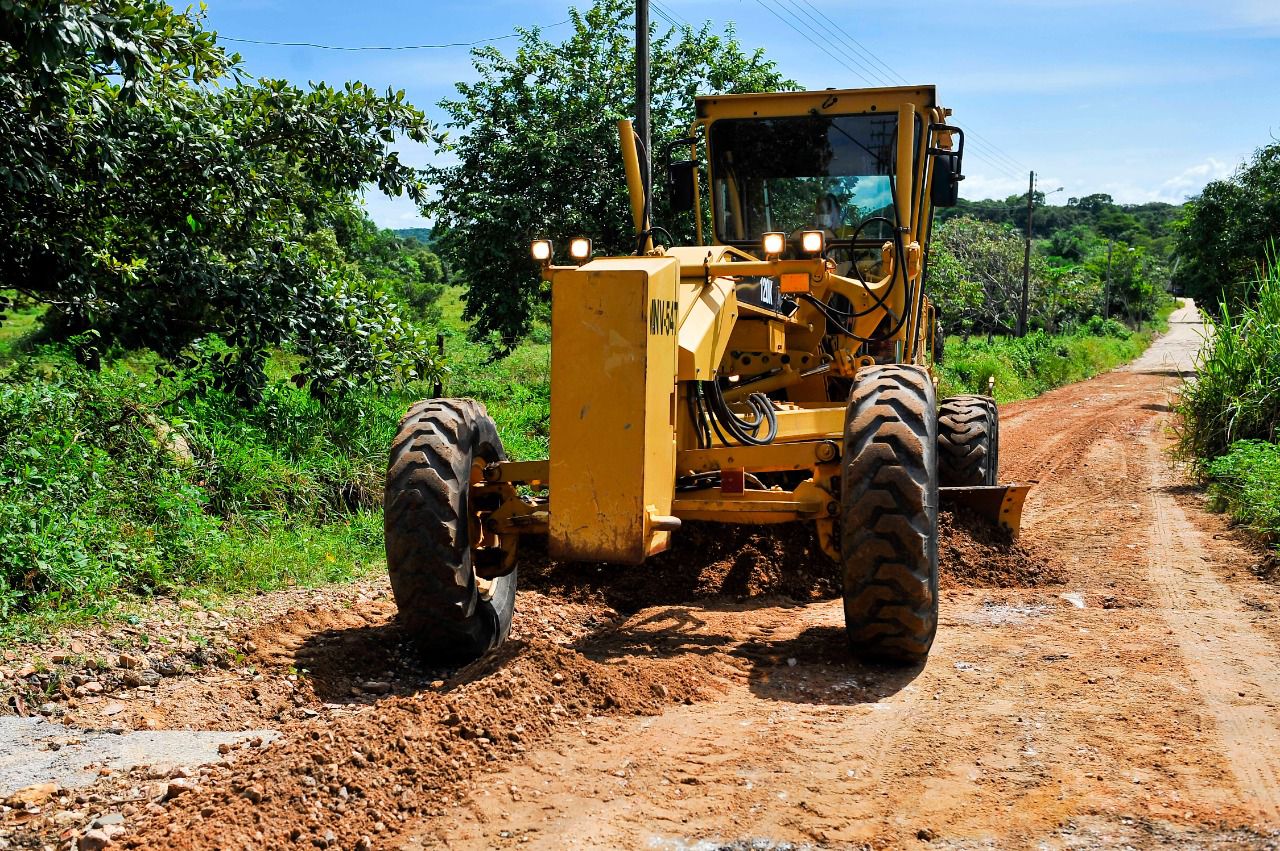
(927, 213, 1170, 336)
(1205, 440, 1280, 548)
(1173, 142, 1280, 308)
(0, 0, 441, 399)
(1176, 252, 1280, 461)
(428, 0, 793, 344)
(0, 347, 406, 625)
(937, 325, 1153, 404)
(937, 192, 1181, 259)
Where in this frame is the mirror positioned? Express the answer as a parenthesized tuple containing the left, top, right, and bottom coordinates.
(668, 160, 696, 212)
(930, 153, 963, 208)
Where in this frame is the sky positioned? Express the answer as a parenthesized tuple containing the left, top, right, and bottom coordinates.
(200, 0, 1280, 228)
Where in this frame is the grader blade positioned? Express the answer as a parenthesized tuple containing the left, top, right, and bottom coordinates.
(939, 483, 1035, 537)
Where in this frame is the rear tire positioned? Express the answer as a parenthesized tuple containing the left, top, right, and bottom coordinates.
(384, 398, 516, 662)
(938, 396, 999, 487)
(840, 365, 939, 665)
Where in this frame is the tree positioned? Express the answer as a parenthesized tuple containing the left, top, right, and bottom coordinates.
(927, 216, 1034, 337)
(0, 0, 441, 398)
(427, 0, 793, 344)
(1174, 141, 1280, 307)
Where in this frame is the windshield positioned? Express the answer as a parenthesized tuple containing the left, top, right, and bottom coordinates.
(709, 113, 902, 245)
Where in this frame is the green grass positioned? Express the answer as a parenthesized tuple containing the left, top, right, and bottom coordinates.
(1205, 440, 1280, 550)
(1176, 254, 1280, 461)
(937, 317, 1159, 403)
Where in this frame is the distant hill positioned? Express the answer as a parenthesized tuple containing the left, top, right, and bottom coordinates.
(393, 227, 433, 245)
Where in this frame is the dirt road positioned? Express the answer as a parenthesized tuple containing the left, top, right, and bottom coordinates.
(6, 300, 1280, 850)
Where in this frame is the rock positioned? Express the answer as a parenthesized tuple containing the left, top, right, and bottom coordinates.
(177, 600, 199, 611)
(117, 654, 146, 670)
(4, 783, 57, 808)
(140, 670, 161, 687)
(120, 671, 144, 688)
(360, 681, 391, 695)
(242, 785, 263, 804)
(93, 813, 126, 828)
(917, 827, 937, 842)
(102, 702, 126, 717)
(38, 702, 59, 716)
(78, 829, 111, 851)
(154, 660, 182, 677)
(164, 779, 196, 801)
(74, 682, 103, 697)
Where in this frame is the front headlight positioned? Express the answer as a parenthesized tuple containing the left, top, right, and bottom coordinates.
(800, 230, 824, 255)
(762, 232, 785, 257)
(531, 239, 553, 263)
(568, 237, 592, 262)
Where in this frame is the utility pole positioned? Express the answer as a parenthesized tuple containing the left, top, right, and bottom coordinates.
(1104, 240, 1113, 320)
(635, 0, 651, 201)
(1017, 170, 1034, 337)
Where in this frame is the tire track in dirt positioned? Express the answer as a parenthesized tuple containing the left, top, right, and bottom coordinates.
(1145, 428, 1280, 822)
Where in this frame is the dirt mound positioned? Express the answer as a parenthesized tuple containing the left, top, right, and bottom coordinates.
(123, 634, 730, 851)
(939, 507, 1065, 588)
(521, 520, 840, 611)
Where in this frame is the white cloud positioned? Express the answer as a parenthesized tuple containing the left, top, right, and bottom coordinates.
(1152, 157, 1236, 202)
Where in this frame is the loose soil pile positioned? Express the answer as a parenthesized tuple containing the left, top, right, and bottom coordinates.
(939, 507, 1065, 588)
(524, 510, 1061, 611)
(123, 632, 732, 851)
(520, 521, 840, 609)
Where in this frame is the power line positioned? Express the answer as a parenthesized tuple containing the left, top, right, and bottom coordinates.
(652, 0, 691, 28)
(966, 129, 1029, 172)
(749, 0, 878, 87)
(219, 20, 571, 51)
(793, 0, 907, 86)
(775, 0, 892, 87)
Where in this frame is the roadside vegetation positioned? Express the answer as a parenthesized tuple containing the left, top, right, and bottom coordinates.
(1177, 239, 1280, 553)
(0, 0, 1184, 638)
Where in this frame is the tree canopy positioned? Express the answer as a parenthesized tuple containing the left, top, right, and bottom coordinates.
(0, 0, 441, 399)
(427, 0, 794, 344)
(1173, 142, 1280, 307)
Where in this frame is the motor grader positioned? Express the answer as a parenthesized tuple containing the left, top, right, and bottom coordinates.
(384, 85, 1029, 666)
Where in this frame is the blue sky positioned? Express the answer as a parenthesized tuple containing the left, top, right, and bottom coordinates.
(202, 0, 1280, 228)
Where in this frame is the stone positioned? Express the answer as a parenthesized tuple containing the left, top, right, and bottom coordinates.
(93, 813, 125, 828)
(4, 783, 57, 808)
(117, 654, 146, 670)
(360, 681, 390, 695)
(164, 779, 196, 801)
(78, 829, 111, 851)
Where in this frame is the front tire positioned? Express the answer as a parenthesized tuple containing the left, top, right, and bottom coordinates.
(384, 398, 516, 662)
(840, 365, 940, 665)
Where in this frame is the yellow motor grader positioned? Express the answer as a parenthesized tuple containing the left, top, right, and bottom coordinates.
(384, 85, 1029, 665)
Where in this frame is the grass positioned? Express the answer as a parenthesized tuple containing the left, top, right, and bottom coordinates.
(1176, 254, 1280, 461)
(937, 312, 1166, 403)
(1205, 440, 1280, 550)
(1177, 253, 1280, 549)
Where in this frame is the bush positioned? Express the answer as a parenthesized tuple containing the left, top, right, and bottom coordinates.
(1176, 254, 1280, 461)
(1206, 440, 1280, 545)
(938, 325, 1147, 403)
(0, 349, 401, 628)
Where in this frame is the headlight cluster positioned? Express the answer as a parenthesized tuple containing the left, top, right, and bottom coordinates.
(530, 237, 593, 265)
(761, 231, 825, 258)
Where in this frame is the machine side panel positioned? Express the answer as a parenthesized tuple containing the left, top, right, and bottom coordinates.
(549, 257, 679, 564)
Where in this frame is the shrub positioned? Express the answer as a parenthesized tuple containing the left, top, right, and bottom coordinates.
(1206, 440, 1280, 544)
(1176, 253, 1280, 461)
